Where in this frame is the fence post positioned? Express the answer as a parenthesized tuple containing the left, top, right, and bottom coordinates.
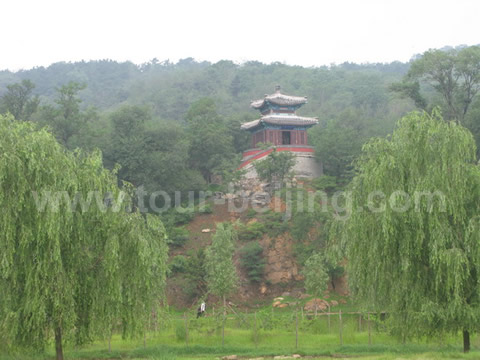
(339, 310, 343, 346)
(184, 312, 189, 346)
(368, 312, 371, 345)
(254, 311, 258, 348)
(328, 305, 331, 332)
(295, 305, 299, 349)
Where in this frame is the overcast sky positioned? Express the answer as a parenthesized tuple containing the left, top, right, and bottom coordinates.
(1, 0, 479, 71)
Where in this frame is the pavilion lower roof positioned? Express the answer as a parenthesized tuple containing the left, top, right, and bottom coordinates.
(241, 114, 318, 130)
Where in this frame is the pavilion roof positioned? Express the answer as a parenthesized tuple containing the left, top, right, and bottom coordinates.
(241, 114, 318, 130)
(251, 87, 307, 109)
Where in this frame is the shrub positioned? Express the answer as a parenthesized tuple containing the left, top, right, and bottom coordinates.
(169, 255, 188, 274)
(237, 222, 266, 241)
(262, 211, 288, 237)
(291, 212, 315, 241)
(168, 226, 189, 247)
(312, 175, 338, 192)
(199, 203, 213, 214)
(239, 241, 265, 283)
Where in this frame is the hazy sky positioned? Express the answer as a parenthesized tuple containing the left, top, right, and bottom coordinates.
(2, 0, 479, 71)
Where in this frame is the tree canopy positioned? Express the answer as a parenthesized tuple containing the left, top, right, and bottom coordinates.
(338, 110, 480, 352)
(0, 115, 168, 359)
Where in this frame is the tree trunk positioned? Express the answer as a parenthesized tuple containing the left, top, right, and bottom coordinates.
(463, 330, 470, 353)
(55, 327, 64, 360)
(222, 295, 226, 346)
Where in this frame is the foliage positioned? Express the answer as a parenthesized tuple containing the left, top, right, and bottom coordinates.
(239, 241, 265, 283)
(237, 221, 266, 241)
(261, 211, 289, 238)
(167, 226, 190, 248)
(0, 79, 39, 121)
(395, 46, 480, 122)
(0, 115, 168, 358)
(254, 148, 295, 186)
(185, 98, 235, 183)
(34, 81, 98, 148)
(170, 255, 189, 274)
(183, 249, 208, 300)
(290, 212, 315, 241)
(311, 175, 339, 192)
(337, 110, 480, 351)
(205, 223, 237, 298)
(303, 253, 329, 299)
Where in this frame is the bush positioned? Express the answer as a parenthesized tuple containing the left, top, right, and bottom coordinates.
(246, 208, 257, 219)
(199, 203, 213, 214)
(168, 226, 190, 247)
(312, 175, 338, 192)
(239, 241, 265, 283)
(173, 207, 196, 224)
(170, 255, 188, 274)
(262, 211, 288, 237)
(237, 222, 266, 241)
(291, 212, 315, 241)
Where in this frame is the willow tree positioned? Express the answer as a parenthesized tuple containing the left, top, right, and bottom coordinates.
(339, 110, 480, 352)
(0, 115, 168, 359)
(205, 223, 237, 346)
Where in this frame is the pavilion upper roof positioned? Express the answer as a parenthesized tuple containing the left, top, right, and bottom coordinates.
(241, 114, 318, 131)
(251, 86, 308, 110)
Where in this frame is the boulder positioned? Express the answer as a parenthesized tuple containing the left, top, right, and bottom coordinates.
(273, 297, 284, 301)
(272, 301, 282, 308)
(304, 298, 329, 312)
(278, 303, 288, 308)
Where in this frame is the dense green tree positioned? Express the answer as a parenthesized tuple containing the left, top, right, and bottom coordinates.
(396, 46, 480, 122)
(303, 252, 329, 316)
(107, 105, 149, 187)
(239, 241, 265, 283)
(0, 115, 168, 359)
(254, 147, 295, 186)
(338, 110, 480, 352)
(0, 79, 39, 121)
(35, 81, 98, 148)
(185, 98, 234, 182)
(205, 223, 237, 346)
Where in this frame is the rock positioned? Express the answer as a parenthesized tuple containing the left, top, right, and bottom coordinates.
(248, 358, 264, 360)
(223, 356, 238, 360)
(272, 300, 282, 307)
(304, 298, 329, 312)
(273, 297, 284, 301)
(201, 228, 211, 233)
(330, 300, 338, 306)
(260, 284, 267, 294)
(292, 355, 302, 358)
(278, 303, 288, 308)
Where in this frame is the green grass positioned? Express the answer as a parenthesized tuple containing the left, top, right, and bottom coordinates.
(2, 313, 480, 359)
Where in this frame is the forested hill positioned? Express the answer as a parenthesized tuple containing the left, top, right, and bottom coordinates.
(4, 48, 479, 195)
(0, 59, 411, 121)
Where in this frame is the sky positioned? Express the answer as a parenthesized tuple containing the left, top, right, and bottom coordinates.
(1, 0, 479, 71)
